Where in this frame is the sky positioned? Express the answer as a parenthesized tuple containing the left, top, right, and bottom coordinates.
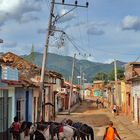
(0, 0, 140, 63)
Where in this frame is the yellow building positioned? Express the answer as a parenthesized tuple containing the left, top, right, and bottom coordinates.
(121, 81, 126, 113)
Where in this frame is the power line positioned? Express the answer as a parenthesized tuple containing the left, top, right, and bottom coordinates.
(75, 8, 84, 51)
(44, 0, 50, 9)
(65, 33, 92, 57)
(134, 54, 140, 62)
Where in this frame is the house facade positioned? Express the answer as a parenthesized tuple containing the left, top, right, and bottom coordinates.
(0, 65, 19, 140)
(125, 62, 140, 122)
(131, 78, 140, 123)
(93, 80, 105, 97)
(121, 81, 126, 113)
(84, 83, 92, 97)
(15, 87, 33, 122)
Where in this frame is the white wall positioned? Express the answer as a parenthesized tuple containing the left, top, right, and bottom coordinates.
(8, 87, 15, 124)
(0, 87, 15, 127)
(132, 81, 140, 122)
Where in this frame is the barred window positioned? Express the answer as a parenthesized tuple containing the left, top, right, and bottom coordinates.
(16, 99, 25, 121)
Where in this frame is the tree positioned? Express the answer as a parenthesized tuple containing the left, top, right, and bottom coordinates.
(30, 44, 35, 63)
(108, 68, 124, 81)
(93, 72, 108, 82)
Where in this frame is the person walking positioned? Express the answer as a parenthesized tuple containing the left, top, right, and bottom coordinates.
(103, 121, 121, 140)
(112, 104, 117, 117)
(101, 97, 104, 108)
(96, 98, 99, 108)
(10, 116, 20, 140)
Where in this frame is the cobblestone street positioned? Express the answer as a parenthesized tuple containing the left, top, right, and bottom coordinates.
(55, 98, 140, 140)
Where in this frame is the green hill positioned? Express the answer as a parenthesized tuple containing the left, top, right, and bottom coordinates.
(22, 52, 125, 83)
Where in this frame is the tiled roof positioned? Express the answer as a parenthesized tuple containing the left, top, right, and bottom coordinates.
(0, 52, 63, 87)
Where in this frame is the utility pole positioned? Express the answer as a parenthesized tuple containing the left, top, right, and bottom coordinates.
(80, 65, 82, 90)
(114, 59, 117, 82)
(82, 72, 85, 100)
(68, 53, 76, 114)
(37, 0, 89, 121)
(114, 59, 118, 105)
(37, 0, 55, 122)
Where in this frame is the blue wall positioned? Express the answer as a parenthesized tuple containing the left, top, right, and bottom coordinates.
(15, 87, 32, 122)
(28, 89, 32, 122)
(94, 90, 101, 96)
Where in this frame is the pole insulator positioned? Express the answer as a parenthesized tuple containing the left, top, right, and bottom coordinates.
(86, 2, 89, 7)
(75, 1, 78, 5)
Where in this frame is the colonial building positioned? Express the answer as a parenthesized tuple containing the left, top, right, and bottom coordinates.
(93, 80, 105, 97)
(0, 52, 64, 139)
(125, 62, 140, 122)
(0, 65, 20, 140)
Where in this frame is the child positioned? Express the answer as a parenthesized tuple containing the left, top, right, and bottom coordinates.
(112, 104, 117, 117)
(10, 116, 20, 140)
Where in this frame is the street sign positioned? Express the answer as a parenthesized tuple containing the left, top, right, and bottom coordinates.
(77, 76, 81, 79)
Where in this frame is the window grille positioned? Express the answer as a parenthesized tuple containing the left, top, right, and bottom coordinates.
(16, 99, 25, 121)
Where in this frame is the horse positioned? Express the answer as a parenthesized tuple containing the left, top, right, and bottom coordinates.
(29, 121, 75, 140)
(80, 124, 94, 140)
(66, 119, 94, 140)
(20, 121, 33, 140)
(29, 122, 49, 140)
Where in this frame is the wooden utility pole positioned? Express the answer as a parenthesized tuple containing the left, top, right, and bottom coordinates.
(114, 59, 117, 82)
(68, 53, 76, 114)
(82, 72, 85, 100)
(80, 66, 82, 98)
(37, 0, 55, 122)
(114, 59, 118, 105)
(37, 0, 89, 121)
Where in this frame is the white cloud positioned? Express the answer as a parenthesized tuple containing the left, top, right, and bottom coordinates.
(2, 41, 17, 48)
(86, 22, 107, 36)
(104, 59, 114, 64)
(0, 0, 20, 12)
(2, 42, 36, 55)
(0, 0, 42, 26)
(86, 56, 96, 62)
(37, 28, 47, 34)
(56, 9, 76, 23)
(87, 26, 105, 35)
(121, 15, 140, 31)
(18, 13, 39, 23)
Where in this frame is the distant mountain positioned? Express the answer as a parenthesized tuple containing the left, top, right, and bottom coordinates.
(111, 60, 126, 67)
(22, 52, 126, 83)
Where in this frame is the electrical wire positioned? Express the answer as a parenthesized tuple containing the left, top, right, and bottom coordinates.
(60, 1, 139, 61)
(65, 34, 85, 57)
(75, 8, 84, 51)
(42, 1, 138, 62)
(65, 33, 94, 58)
(134, 54, 140, 62)
(44, 0, 50, 9)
